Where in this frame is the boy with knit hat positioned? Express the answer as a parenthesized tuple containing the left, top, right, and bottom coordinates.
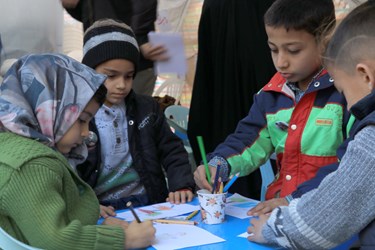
(78, 19, 195, 216)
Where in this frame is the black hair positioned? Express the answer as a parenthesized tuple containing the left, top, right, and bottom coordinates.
(92, 84, 107, 105)
(324, 1, 375, 71)
(264, 0, 336, 38)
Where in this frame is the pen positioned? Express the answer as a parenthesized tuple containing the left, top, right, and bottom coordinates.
(126, 201, 141, 223)
(185, 210, 199, 220)
(223, 172, 240, 193)
(153, 219, 198, 225)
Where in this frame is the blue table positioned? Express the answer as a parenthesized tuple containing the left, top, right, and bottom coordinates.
(100, 197, 358, 250)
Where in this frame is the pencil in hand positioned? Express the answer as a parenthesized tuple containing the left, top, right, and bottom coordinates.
(126, 201, 141, 223)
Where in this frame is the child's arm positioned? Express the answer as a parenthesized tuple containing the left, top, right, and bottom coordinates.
(3, 161, 125, 249)
(207, 92, 274, 177)
(152, 101, 196, 195)
(249, 126, 375, 248)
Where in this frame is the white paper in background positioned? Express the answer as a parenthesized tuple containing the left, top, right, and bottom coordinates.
(225, 193, 260, 219)
(148, 31, 187, 76)
(156, 0, 190, 33)
(152, 223, 225, 250)
(238, 232, 254, 238)
(116, 202, 199, 221)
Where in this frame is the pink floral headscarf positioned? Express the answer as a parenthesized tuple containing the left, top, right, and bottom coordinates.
(0, 53, 106, 162)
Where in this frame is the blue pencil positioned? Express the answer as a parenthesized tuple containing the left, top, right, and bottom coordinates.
(223, 173, 240, 193)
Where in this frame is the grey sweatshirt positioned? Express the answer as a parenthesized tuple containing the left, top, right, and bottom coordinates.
(262, 125, 375, 249)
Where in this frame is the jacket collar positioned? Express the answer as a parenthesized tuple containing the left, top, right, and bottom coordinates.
(262, 70, 332, 95)
(350, 90, 375, 120)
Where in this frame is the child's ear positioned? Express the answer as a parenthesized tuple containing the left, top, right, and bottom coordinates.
(356, 62, 375, 91)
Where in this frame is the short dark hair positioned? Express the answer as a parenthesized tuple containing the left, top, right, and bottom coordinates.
(264, 0, 335, 38)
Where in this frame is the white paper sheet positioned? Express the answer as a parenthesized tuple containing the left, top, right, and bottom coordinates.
(116, 202, 199, 221)
(153, 223, 225, 250)
(225, 193, 260, 219)
(148, 31, 187, 75)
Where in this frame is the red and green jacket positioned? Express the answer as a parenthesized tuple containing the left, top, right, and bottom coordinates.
(208, 70, 351, 199)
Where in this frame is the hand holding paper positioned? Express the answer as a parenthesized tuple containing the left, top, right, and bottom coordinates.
(148, 31, 187, 75)
(140, 43, 169, 61)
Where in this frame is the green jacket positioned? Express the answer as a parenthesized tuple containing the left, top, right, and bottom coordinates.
(0, 133, 124, 250)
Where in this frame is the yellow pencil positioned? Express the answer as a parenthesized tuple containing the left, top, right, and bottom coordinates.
(153, 219, 198, 225)
(185, 210, 199, 220)
(218, 182, 224, 194)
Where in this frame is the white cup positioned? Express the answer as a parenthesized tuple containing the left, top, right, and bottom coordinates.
(197, 189, 227, 224)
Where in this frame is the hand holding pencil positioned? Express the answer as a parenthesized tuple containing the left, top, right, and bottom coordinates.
(193, 164, 217, 192)
(193, 136, 240, 193)
(194, 164, 240, 193)
(123, 202, 156, 249)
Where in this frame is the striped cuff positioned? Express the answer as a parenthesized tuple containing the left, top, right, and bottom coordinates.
(208, 156, 229, 182)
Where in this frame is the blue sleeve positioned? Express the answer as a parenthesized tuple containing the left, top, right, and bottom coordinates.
(291, 163, 338, 198)
(291, 118, 358, 198)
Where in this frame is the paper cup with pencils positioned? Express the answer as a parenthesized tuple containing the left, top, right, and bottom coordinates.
(197, 189, 227, 224)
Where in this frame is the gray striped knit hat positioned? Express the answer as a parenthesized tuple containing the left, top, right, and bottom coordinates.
(82, 19, 140, 72)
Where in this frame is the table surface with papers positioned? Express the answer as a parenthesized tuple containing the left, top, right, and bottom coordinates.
(99, 193, 358, 250)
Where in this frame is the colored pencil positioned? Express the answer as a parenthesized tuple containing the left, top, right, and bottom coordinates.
(218, 181, 224, 194)
(223, 172, 240, 193)
(211, 164, 221, 194)
(185, 210, 199, 220)
(153, 219, 197, 225)
(196, 136, 212, 183)
(126, 201, 141, 223)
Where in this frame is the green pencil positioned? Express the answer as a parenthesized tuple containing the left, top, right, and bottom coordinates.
(197, 136, 211, 182)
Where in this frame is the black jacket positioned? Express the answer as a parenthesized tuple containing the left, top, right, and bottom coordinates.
(77, 91, 195, 204)
(65, 0, 156, 70)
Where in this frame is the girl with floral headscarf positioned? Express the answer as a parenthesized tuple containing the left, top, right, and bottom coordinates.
(0, 53, 155, 250)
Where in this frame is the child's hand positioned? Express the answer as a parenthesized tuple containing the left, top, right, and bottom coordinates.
(102, 217, 128, 228)
(247, 198, 288, 216)
(247, 214, 270, 244)
(124, 221, 156, 249)
(194, 164, 216, 192)
(167, 189, 194, 204)
(100, 205, 116, 218)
